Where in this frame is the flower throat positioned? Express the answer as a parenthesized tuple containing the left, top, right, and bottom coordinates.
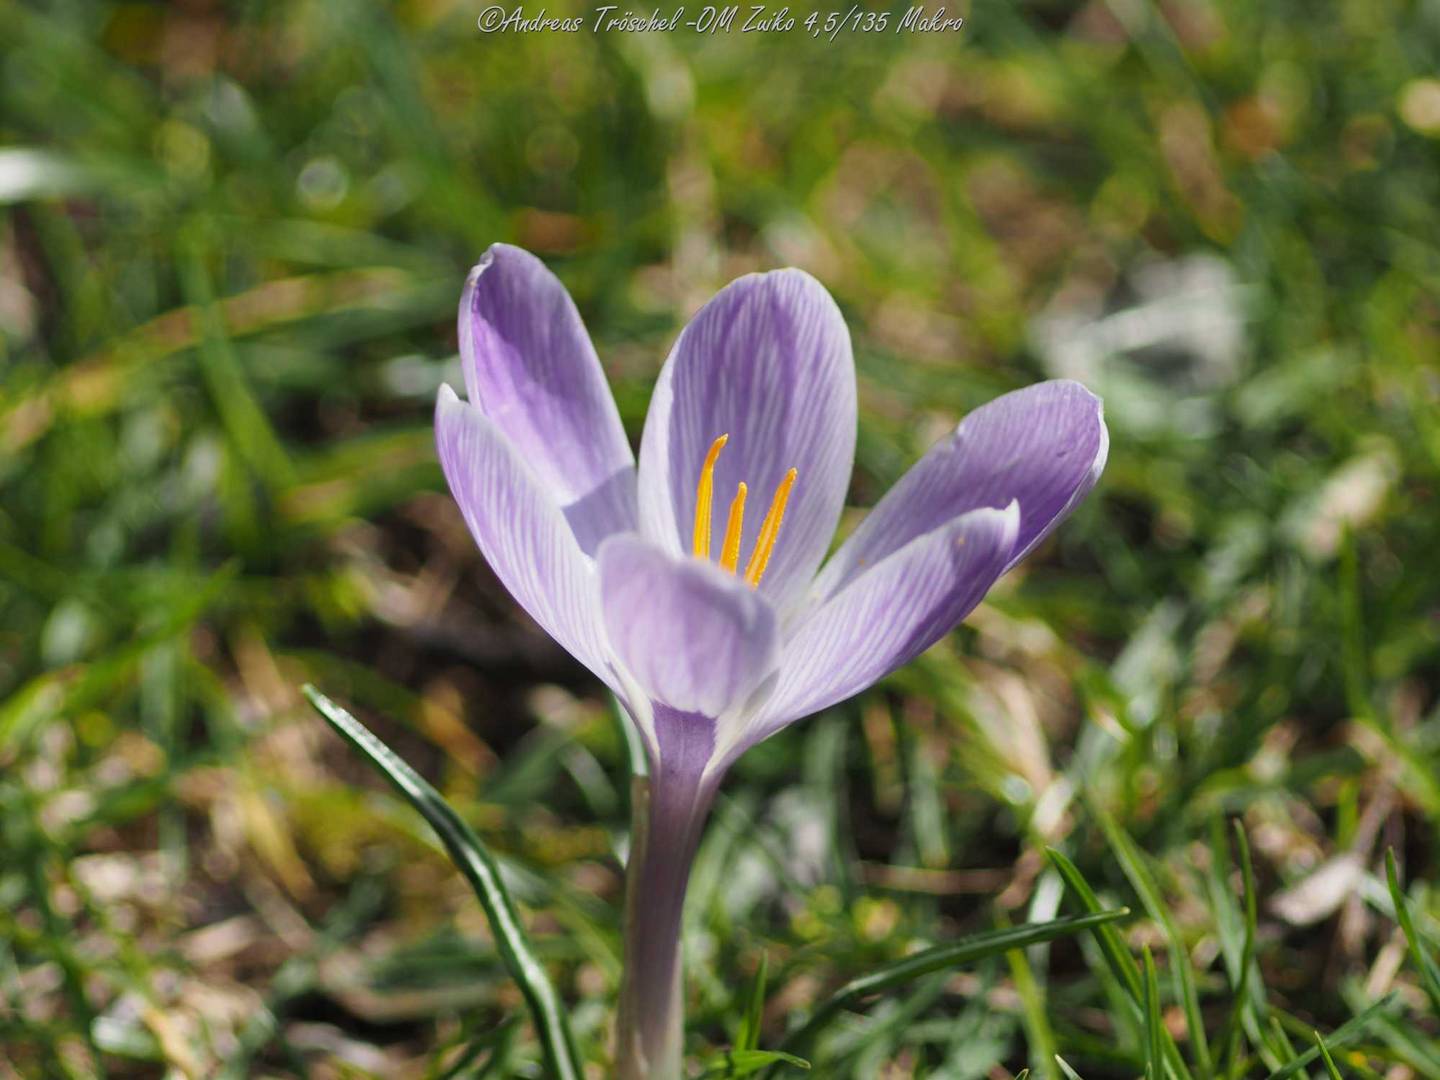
(691, 434, 796, 588)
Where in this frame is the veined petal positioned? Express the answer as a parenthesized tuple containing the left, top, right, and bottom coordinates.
(636, 269, 856, 616)
(811, 380, 1106, 604)
(436, 385, 616, 692)
(737, 503, 1020, 753)
(460, 243, 636, 554)
(598, 534, 779, 727)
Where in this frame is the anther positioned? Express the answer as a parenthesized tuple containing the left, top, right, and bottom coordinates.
(743, 468, 797, 587)
(719, 483, 747, 574)
(692, 434, 729, 559)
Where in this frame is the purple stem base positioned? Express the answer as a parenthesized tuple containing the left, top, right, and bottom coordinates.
(615, 706, 720, 1079)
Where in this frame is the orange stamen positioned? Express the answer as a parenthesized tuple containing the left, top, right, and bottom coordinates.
(692, 434, 729, 558)
(718, 483, 747, 573)
(744, 468, 797, 587)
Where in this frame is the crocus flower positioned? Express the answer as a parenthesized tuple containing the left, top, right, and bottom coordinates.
(436, 244, 1107, 1078)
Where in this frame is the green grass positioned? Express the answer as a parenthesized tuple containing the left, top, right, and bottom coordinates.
(2, 0, 1440, 1075)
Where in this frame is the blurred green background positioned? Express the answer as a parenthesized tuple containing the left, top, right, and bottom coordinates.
(2, 0, 1440, 1076)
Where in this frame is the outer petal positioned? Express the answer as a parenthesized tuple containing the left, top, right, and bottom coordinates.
(636, 269, 856, 617)
(598, 535, 779, 723)
(460, 243, 636, 554)
(810, 381, 1106, 604)
(436, 385, 615, 691)
(737, 503, 1020, 753)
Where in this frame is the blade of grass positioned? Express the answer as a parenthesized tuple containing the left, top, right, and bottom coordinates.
(1314, 1031, 1345, 1080)
(1046, 848, 1143, 999)
(702, 1049, 810, 1077)
(1261, 995, 1398, 1080)
(839, 970, 951, 1065)
(1222, 820, 1260, 1079)
(737, 952, 769, 1053)
(1385, 848, 1440, 1017)
(1351, 1005, 1440, 1076)
(1143, 947, 1163, 1080)
(474, 1024, 520, 1080)
(1268, 1016, 1299, 1067)
(429, 1016, 519, 1080)
(770, 909, 1129, 1070)
(302, 685, 582, 1080)
(1008, 925, 1059, 1080)
(1089, 799, 1212, 1074)
(177, 229, 296, 491)
(1046, 848, 1195, 1080)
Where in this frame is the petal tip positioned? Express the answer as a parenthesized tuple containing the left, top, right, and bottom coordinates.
(435, 381, 465, 414)
(464, 249, 496, 292)
(1061, 379, 1109, 430)
(435, 384, 487, 461)
(1058, 379, 1110, 480)
(1090, 416, 1111, 483)
(767, 265, 820, 286)
(720, 264, 843, 311)
(769, 265, 843, 306)
(465, 242, 543, 293)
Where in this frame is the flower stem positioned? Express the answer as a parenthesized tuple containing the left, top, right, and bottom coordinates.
(615, 766, 715, 1079)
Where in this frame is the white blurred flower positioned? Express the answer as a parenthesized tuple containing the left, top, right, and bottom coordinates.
(1031, 253, 1250, 437)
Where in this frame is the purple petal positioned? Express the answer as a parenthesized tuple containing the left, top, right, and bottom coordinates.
(739, 503, 1020, 750)
(810, 381, 1107, 604)
(636, 269, 856, 617)
(598, 535, 779, 723)
(435, 385, 615, 691)
(460, 244, 636, 554)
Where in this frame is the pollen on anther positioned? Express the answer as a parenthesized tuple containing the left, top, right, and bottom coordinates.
(744, 467, 797, 588)
(691, 436, 797, 588)
(692, 434, 729, 559)
(719, 483, 747, 574)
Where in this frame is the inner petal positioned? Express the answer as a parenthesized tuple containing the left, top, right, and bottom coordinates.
(635, 268, 858, 617)
(598, 534, 779, 723)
